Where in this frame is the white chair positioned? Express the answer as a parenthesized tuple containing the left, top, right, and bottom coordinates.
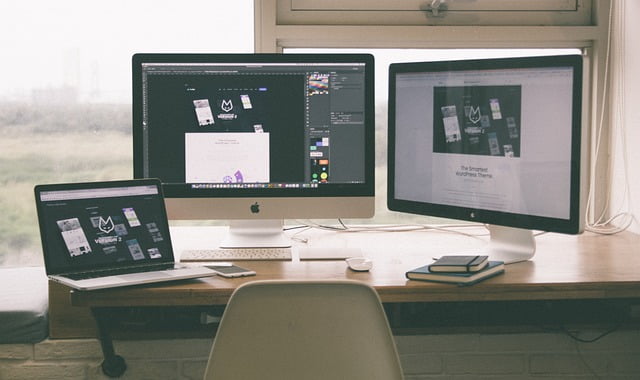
(203, 280, 404, 380)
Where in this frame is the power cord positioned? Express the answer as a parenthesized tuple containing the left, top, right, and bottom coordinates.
(290, 219, 490, 240)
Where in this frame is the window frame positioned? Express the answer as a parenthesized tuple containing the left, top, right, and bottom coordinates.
(279, 0, 590, 26)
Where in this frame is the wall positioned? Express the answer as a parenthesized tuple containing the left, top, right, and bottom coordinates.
(610, 0, 640, 233)
(2, 330, 640, 379)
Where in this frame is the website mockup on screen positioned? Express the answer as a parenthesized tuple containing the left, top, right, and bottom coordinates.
(393, 66, 575, 220)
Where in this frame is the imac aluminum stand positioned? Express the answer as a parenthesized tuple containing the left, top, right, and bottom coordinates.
(219, 219, 292, 248)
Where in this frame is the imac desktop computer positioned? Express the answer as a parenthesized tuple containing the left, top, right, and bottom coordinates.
(387, 55, 586, 264)
(132, 53, 375, 249)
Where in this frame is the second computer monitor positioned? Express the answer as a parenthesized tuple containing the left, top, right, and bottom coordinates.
(388, 54, 585, 263)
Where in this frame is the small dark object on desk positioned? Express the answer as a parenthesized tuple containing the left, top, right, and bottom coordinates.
(428, 255, 489, 273)
(206, 264, 256, 278)
(406, 261, 505, 286)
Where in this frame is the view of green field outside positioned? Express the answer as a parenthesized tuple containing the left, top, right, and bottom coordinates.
(0, 103, 131, 265)
(1, 1, 255, 267)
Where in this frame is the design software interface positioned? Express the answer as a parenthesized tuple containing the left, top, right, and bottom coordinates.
(138, 61, 368, 189)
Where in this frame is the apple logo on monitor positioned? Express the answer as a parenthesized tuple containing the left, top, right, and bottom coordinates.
(250, 202, 260, 214)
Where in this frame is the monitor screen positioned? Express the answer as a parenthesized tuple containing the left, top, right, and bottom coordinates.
(35, 179, 173, 274)
(133, 53, 375, 248)
(387, 55, 585, 263)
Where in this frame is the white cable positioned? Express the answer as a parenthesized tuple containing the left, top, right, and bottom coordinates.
(292, 219, 489, 239)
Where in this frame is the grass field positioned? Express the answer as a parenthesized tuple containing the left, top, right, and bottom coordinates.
(0, 130, 131, 265)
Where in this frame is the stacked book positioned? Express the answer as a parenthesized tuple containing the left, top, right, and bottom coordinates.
(405, 255, 504, 286)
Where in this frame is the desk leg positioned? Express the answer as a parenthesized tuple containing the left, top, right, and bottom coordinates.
(92, 308, 127, 378)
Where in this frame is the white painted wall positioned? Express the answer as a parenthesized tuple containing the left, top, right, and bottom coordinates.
(610, 0, 640, 233)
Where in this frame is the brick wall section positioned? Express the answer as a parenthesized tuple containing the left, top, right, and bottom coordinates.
(396, 329, 640, 379)
(1, 330, 639, 379)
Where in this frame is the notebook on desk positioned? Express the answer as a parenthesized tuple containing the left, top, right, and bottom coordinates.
(34, 179, 217, 291)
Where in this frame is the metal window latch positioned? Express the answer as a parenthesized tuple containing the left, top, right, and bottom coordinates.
(424, 0, 448, 17)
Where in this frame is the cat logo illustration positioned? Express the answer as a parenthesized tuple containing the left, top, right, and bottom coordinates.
(221, 99, 233, 112)
(98, 216, 115, 234)
(468, 106, 481, 124)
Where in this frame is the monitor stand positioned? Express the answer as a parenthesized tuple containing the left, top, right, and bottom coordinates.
(485, 225, 536, 264)
(219, 219, 292, 249)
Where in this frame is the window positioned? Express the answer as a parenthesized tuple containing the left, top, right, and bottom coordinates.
(0, 1, 254, 266)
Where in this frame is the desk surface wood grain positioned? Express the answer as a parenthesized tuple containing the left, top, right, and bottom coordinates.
(70, 226, 640, 307)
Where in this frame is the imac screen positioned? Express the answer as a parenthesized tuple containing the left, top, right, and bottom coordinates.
(388, 55, 584, 263)
(132, 54, 375, 247)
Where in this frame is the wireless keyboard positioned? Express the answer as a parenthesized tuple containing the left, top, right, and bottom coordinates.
(180, 247, 292, 261)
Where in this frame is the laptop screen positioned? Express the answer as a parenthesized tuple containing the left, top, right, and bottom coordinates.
(35, 180, 175, 275)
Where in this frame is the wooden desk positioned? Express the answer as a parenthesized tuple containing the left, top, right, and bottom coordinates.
(71, 226, 640, 308)
(63, 226, 640, 377)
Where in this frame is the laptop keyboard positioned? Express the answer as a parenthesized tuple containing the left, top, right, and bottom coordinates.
(65, 264, 176, 280)
(180, 247, 292, 261)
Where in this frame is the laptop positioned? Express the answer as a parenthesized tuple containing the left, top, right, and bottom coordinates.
(34, 178, 217, 291)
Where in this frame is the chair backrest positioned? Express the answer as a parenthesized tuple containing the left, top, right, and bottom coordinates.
(203, 280, 404, 380)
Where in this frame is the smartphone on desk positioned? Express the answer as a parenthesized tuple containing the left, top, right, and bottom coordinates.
(206, 264, 256, 278)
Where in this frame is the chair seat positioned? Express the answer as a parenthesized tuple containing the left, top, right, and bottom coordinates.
(204, 280, 403, 380)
